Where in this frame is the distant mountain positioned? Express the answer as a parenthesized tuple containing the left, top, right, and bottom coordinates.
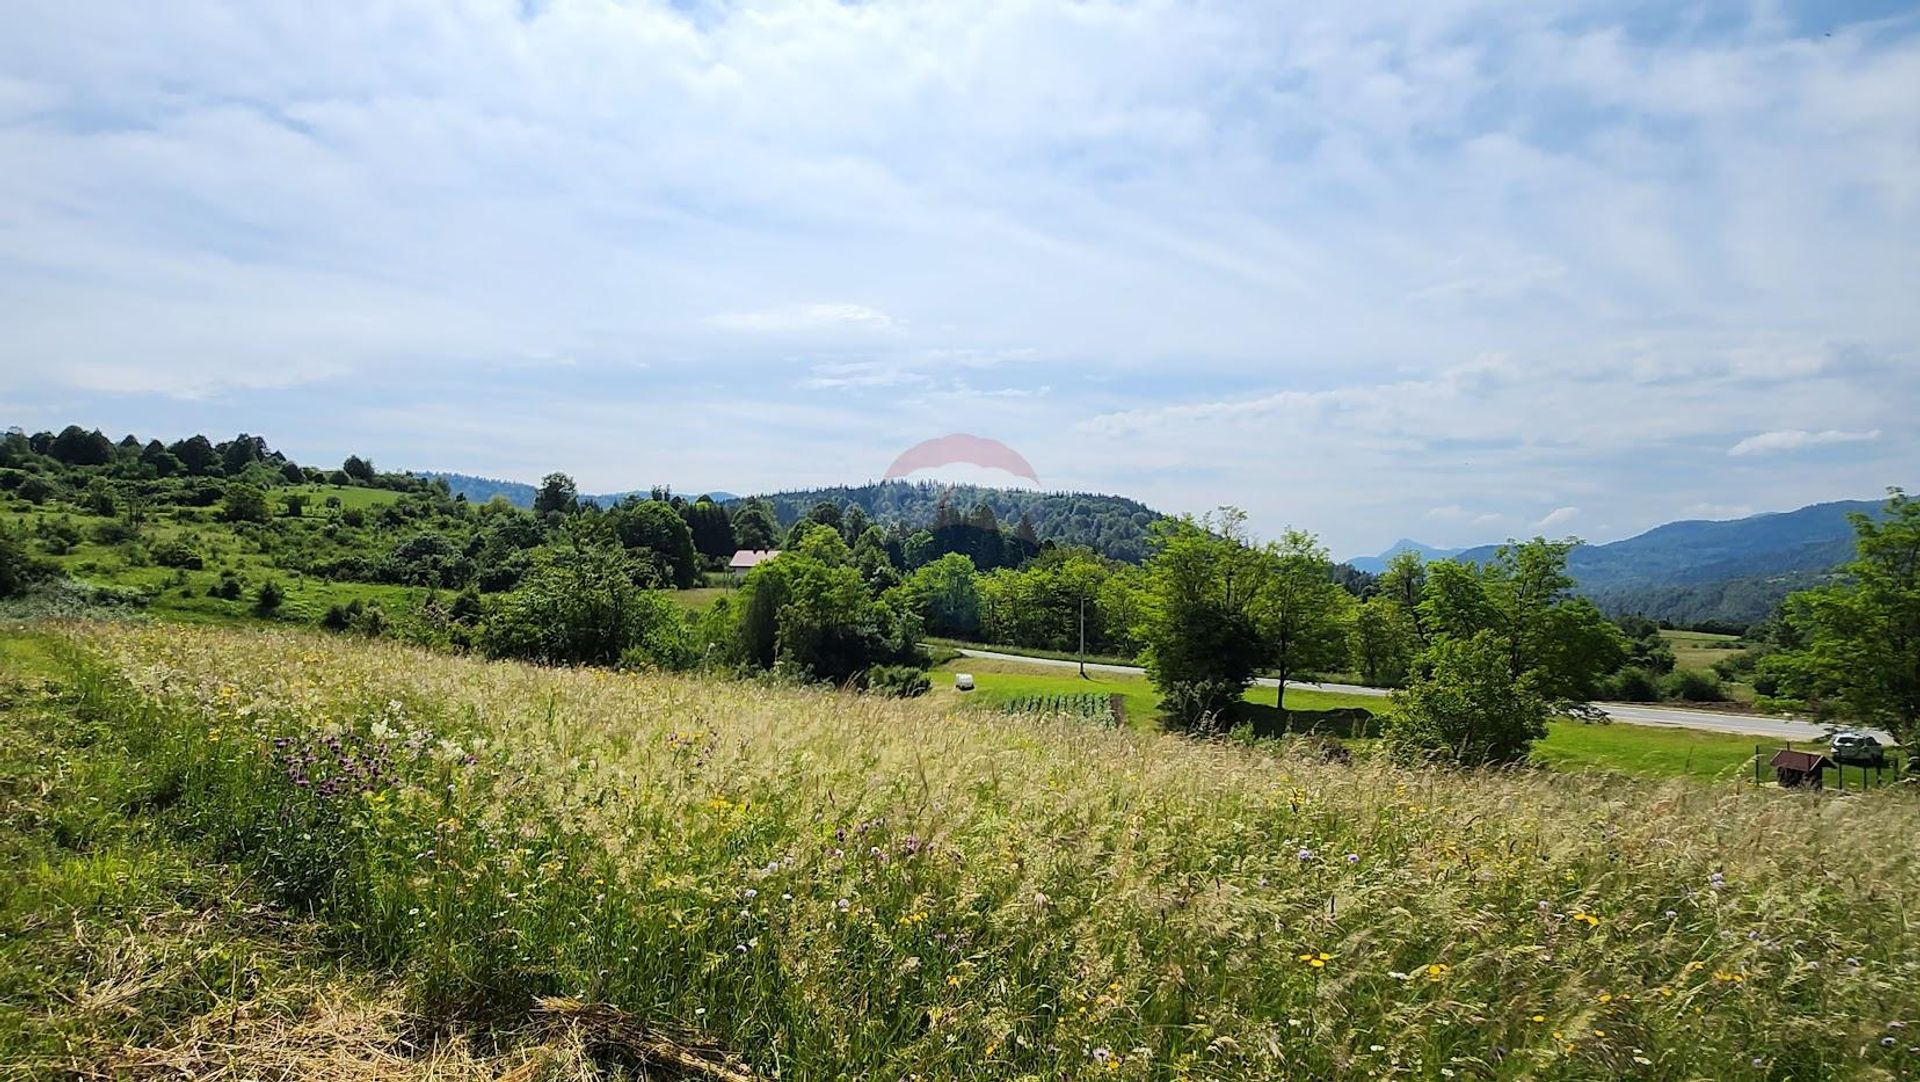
(1440, 499, 1885, 628)
(417, 472, 734, 509)
(731, 480, 1165, 563)
(1348, 539, 1467, 574)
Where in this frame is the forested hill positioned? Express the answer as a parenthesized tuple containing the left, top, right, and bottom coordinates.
(1463, 498, 1884, 628)
(418, 471, 735, 509)
(734, 481, 1164, 563)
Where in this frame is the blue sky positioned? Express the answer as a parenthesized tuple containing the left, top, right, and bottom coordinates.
(2, 0, 1915, 557)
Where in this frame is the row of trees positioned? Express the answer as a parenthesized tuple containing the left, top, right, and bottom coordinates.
(1130, 510, 1626, 763)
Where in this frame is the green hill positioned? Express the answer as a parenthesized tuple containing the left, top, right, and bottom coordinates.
(733, 480, 1164, 562)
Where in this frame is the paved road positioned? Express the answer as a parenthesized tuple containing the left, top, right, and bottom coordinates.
(948, 648, 1894, 743)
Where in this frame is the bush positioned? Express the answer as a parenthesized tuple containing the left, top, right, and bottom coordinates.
(91, 519, 138, 545)
(1601, 665, 1663, 702)
(481, 546, 683, 667)
(1382, 630, 1551, 766)
(152, 539, 204, 570)
(321, 600, 358, 631)
(866, 664, 931, 698)
(210, 574, 244, 601)
(255, 580, 285, 614)
(1662, 669, 1727, 702)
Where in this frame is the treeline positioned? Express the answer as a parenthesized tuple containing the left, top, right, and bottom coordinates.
(736, 481, 1162, 562)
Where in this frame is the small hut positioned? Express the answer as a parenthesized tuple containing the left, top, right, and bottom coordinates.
(1770, 748, 1834, 788)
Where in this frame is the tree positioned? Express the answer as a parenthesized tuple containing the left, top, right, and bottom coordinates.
(480, 545, 686, 667)
(1383, 630, 1552, 765)
(1759, 489, 1920, 744)
(533, 472, 579, 517)
(1378, 551, 1430, 650)
(1250, 530, 1351, 710)
(342, 455, 376, 483)
(901, 553, 981, 638)
(730, 527, 918, 683)
(1013, 511, 1040, 547)
(732, 500, 779, 551)
(220, 434, 266, 475)
(48, 425, 113, 466)
(681, 497, 736, 558)
(1134, 510, 1268, 728)
(609, 498, 700, 588)
(171, 435, 219, 475)
(840, 504, 871, 546)
(0, 526, 52, 598)
(220, 482, 271, 524)
(1418, 539, 1625, 704)
(1348, 595, 1416, 687)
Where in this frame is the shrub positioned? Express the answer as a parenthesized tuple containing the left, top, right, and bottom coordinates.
(1601, 665, 1663, 702)
(1382, 630, 1551, 766)
(321, 600, 358, 631)
(867, 664, 931, 698)
(1662, 669, 1727, 702)
(151, 539, 204, 570)
(255, 580, 285, 614)
(91, 519, 138, 545)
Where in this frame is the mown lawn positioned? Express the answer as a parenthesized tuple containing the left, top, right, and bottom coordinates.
(931, 656, 1382, 733)
(934, 656, 1785, 780)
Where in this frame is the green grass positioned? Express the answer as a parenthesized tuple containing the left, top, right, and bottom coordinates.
(1531, 719, 1762, 779)
(933, 656, 1383, 732)
(284, 482, 404, 510)
(14, 620, 1917, 1080)
(936, 656, 1807, 781)
(660, 585, 731, 612)
(1662, 629, 1743, 674)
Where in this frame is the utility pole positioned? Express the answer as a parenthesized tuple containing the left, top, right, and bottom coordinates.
(1078, 592, 1088, 680)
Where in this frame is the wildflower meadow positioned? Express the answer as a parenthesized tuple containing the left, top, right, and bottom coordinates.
(14, 621, 1920, 1079)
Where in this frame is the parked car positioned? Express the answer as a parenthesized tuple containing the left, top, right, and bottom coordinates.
(1829, 731, 1886, 767)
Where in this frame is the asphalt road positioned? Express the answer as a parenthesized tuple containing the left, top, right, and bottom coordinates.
(948, 648, 1894, 743)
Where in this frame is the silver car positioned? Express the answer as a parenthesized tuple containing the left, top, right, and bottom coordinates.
(1830, 731, 1886, 767)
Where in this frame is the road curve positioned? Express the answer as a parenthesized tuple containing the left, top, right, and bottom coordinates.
(947, 648, 1893, 743)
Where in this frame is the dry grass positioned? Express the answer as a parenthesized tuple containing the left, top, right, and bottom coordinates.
(21, 620, 1920, 1079)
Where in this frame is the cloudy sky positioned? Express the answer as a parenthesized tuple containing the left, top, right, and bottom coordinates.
(2, 0, 1915, 557)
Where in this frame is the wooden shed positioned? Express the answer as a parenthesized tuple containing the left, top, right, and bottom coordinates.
(1770, 748, 1834, 788)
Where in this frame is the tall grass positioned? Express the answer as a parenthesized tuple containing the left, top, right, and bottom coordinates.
(55, 621, 1920, 1079)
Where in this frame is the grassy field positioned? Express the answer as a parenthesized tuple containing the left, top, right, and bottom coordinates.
(662, 585, 732, 612)
(932, 656, 1382, 733)
(1662, 629, 1744, 674)
(4, 620, 1914, 1080)
(934, 656, 1791, 781)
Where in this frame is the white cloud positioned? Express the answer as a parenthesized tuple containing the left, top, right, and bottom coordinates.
(0, 2, 1915, 555)
(1727, 429, 1883, 457)
(1536, 506, 1581, 529)
(1684, 502, 1754, 520)
(711, 303, 897, 333)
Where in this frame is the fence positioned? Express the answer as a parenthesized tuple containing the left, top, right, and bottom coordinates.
(1753, 742, 1910, 791)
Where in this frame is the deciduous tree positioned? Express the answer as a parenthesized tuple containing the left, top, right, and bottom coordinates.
(1760, 489, 1920, 744)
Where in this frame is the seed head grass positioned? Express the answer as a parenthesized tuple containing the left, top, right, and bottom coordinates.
(45, 621, 1920, 1079)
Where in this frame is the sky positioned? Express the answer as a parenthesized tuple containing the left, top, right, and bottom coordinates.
(2, 0, 1916, 558)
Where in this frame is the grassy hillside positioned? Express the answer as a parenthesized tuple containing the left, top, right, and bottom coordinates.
(6, 620, 1915, 1080)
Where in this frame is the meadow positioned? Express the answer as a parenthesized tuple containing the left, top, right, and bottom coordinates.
(2, 620, 1915, 1080)
(934, 657, 1772, 781)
